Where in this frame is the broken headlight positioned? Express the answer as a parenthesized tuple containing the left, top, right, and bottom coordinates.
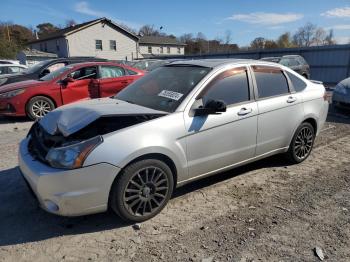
(45, 136, 103, 169)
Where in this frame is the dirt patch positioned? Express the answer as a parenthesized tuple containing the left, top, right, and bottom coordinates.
(0, 108, 349, 262)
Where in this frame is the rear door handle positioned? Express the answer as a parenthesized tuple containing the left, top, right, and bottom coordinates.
(237, 107, 252, 116)
(287, 96, 297, 103)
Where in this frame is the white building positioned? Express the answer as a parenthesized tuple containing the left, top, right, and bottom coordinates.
(28, 18, 139, 61)
(28, 18, 186, 61)
(138, 36, 186, 58)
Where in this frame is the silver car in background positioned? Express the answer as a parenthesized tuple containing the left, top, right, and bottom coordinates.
(19, 59, 329, 222)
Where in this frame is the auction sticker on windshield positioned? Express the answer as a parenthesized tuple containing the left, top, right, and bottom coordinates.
(158, 90, 184, 101)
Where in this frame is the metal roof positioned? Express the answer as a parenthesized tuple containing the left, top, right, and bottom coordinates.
(139, 36, 186, 46)
(29, 18, 139, 44)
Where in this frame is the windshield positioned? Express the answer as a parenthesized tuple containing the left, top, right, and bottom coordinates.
(40, 66, 73, 81)
(24, 60, 51, 74)
(279, 58, 290, 66)
(115, 65, 211, 113)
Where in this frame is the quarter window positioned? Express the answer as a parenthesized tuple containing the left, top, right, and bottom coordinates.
(95, 40, 103, 50)
(110, 40, 116, 51)
(167, 47, 170, 53)
(100, 66, 125, 79)
(177, 47, 181, 54)
(148, 46, 152, 53)
(202, 68, 250, 106)
(160, 47, 163, 54)
(286, 71, 307, 92)
(253, 66, 289, 98)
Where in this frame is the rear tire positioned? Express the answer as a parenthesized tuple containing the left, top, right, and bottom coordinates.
(109, 159, 174, 222)
(26, 96, 55, 120)
(285, 122, 315, 164)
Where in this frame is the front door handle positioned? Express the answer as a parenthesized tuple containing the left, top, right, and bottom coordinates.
(287, 96, 297, 103)
(237, 107, 252, 116)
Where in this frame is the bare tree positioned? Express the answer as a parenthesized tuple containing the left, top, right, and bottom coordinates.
(277, 32, 294, 48)
(293, 22, 316, 47)
(139, 25, 163, 36)
(324, 29, 336, 45)
(250, 37, 265, 49)
(65, 19, 77, 28)
(313, 28, 327, 46)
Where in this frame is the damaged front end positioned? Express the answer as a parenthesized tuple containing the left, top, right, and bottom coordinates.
(27, 114, 164, 168)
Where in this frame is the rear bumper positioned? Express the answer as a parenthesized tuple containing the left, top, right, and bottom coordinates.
(19, 138, 121, 216)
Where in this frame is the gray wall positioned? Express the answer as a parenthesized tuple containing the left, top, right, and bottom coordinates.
(156, 44, 350, 85)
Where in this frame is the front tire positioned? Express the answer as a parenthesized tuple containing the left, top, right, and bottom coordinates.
(26, 96, 55, 120)
(286, 122, 315, 163)
(109, 159, 174, 222)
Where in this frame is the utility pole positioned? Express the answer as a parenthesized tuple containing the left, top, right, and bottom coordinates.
(6, 24, 11, 42)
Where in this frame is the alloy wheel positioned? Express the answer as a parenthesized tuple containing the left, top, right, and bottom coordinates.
(31, 100, 52, 118)
(294, 126, 314, 160)
(123, 166, 169, 217)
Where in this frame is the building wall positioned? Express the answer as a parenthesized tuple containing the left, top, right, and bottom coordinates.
(139, 44, 184, 58)
(30, 38, 68, 57)
(66, 22, 138, 60)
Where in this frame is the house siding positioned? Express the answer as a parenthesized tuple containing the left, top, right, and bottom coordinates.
(30, 38, 68, 57)
(66, 22, 137, 60)
(139, 44, 184, 58)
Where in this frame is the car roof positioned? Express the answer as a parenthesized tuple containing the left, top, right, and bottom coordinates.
(0, 64, 26, 67)
(168, 58, 280, 68)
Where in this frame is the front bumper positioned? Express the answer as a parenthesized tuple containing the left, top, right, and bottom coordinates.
(0, 99, 24, 116)
(19, 138, 121, 216)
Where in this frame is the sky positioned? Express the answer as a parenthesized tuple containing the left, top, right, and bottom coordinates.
(1, 0, 350, 46)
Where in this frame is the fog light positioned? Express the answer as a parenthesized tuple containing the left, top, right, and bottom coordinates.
(44, 200, 59, 212)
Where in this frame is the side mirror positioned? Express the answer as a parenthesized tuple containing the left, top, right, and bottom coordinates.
(40, 69, 50, 77)
(61, 77, 75, 85)
(194, 99, 227, 116)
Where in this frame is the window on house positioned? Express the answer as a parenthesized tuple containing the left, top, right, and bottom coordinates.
(148, 46, 152, 53)
(167, 47, 170, 54)
(44, 43, 47, 52)
(56, 40, 60, 51)
(177, 47, 181, 54)
(95, 40, 103, 50)
(110, 40, 116, 51)
(40, 43, 43, 51)
(160, 47, 163, 54)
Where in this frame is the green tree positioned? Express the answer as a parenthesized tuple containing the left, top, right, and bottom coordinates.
(36, 23, 59, 37)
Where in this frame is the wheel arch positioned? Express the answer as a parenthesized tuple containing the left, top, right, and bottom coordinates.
(25, 94, 57, 111)
(120, 153, 178, 189)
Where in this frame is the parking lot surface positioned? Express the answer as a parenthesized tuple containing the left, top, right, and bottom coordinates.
(0, 107, 350, 262)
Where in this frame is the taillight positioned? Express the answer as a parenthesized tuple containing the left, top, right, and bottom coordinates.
(323, 91, 331, 103)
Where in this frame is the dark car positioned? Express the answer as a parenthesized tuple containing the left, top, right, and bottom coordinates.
(260, 55, 310, 79)
(0, 57, 107, 87)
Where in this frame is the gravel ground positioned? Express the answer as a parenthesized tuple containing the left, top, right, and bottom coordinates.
(0, 106, 349, 262)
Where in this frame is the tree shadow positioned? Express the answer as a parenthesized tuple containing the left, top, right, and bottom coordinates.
(0, 154, 290, 247)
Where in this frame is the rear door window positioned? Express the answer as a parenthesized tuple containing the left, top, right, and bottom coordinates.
(253, 66, 290, 98)
(100, 66, 125, 79)
(202, 67, 250, 106)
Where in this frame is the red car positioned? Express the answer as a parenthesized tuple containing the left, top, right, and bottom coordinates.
(0, 62, 145, 120)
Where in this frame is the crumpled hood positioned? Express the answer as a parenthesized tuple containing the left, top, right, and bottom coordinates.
(39, 98, 167, 137)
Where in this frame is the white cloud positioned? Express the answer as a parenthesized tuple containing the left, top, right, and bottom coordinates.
(74, 1, 107, 17)
(227, 12, 303, 26)
(334, 36, 350, 44)
(321, 7, 350, 18)
(325, 24, 350, 30)
(74, 1, 141, 29)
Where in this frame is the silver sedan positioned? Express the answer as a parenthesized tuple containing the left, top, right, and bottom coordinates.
(19, 59, 329, 222)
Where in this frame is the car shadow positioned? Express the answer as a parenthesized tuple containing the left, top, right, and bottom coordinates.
(0, 155, 290, 247)
(0, 116, 31, 124)
(327, 104, 350, 125)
